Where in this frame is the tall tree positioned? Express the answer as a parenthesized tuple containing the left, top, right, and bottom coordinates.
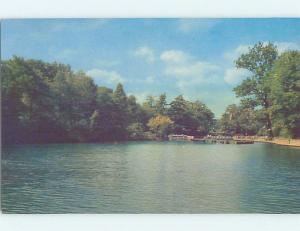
(50, 70, 97, 141)
(89, 87, 116, 141)
(142, 95, 156, 119)
(187, 101, 215, 135)
(234, 42, 278, 137)
(113, 83, 128, 110)
(167, 95, 189, 133)
(127, 95, 146, 124)
(111, 83, 129, 139)
(155, 93, 167, 115)
(270, 51, 300, 138)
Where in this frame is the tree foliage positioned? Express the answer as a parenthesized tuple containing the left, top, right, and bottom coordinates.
(147, 115, 173, 139)
(270, 51, 300, 138)
(234, 42, 278, 137)
(219, 104, 263, 135)
(1, 56, 215, 144)
(229, 42, 300, 138)
(167, 95, 214, 135)
(3, 45, 298, 144)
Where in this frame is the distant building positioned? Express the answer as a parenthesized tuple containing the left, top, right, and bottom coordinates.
(168, 134, 194, 141)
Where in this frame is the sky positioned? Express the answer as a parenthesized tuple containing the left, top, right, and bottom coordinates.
(1, 18, 300, 117)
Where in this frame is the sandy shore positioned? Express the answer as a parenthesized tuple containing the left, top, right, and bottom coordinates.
(254, 137, 300, 148)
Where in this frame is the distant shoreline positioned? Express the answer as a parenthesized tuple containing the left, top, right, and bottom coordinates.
(254, 139, 300, 148)
(3, 137, 300, 148)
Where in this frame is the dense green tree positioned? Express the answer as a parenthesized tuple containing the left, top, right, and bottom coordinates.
(3, 49, 300, 144)
(142, 95, 157, 119)
(234, 42, 278, 137)
(270, 51, 300, 138)
(127, 95, 147, 124)
(126, 122, 145, 140)
(219, 104, 241, 135)
(167, 95, 215, 136)
(113, 83, 128, 110)
(50, 70, 97, 141)
(89, 87, 116, 141)
(1, 57, 98, 143)
(167, 95, 189, 133)
(2, 57, 58, 143)
(187, 101, 215, 135)
(219, 104, 262, 135)
(1, 58, 27, 143)
(155, 93, 167, 115)
(142, 94, 168, 121)
(111, 83, 129, 140)
(88, 83, 131, 141)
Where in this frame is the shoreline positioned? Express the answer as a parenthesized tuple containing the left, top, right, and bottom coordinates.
(253, 138, 300, 148)
(3, 139, 300, 148)
(3, 136, 300, 148)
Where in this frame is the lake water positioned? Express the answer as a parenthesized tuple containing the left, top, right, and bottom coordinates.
(1, 142, 300, 213)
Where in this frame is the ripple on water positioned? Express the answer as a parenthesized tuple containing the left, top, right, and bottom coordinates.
(2, 142, 300, 213)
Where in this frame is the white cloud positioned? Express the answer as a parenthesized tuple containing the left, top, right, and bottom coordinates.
(160, 50, 190, 63)
(224, 42, 300, 62)
(134, 46, 155, 63)
(86, 69, 124, 85)
(160, 49, 223, 107)
(222, 41, 300, 85)
(159, 49, 243, 117)
(161, 49, 220, 82)
(177, 19, 218, 33)
(275, 42, 300, 54)
(224, 68, 250, 85)
(164, 61, 220, 80)
(223, 45, 250, 62)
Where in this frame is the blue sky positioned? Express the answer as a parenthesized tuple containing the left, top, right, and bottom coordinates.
(2, 18, 300, 117)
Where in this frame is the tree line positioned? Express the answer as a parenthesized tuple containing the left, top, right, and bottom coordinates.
(1, 42, 299, 144)
(219, 42, 300, 138)
(1, 56, 215, 144)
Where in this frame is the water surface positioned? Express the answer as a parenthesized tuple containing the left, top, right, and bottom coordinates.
(2, 142, 300, 213)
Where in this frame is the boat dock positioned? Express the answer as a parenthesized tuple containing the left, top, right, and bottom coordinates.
(168, 134, 254, 144)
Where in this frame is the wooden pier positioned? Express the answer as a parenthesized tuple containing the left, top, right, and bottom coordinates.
(205, 137, 254, 144)
(168, 134, 254, 144)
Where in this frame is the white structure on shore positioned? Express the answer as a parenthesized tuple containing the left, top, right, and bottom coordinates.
(168, 134, 194, 141)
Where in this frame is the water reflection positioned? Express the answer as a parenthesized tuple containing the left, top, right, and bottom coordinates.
(2, 142, 300, 213)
